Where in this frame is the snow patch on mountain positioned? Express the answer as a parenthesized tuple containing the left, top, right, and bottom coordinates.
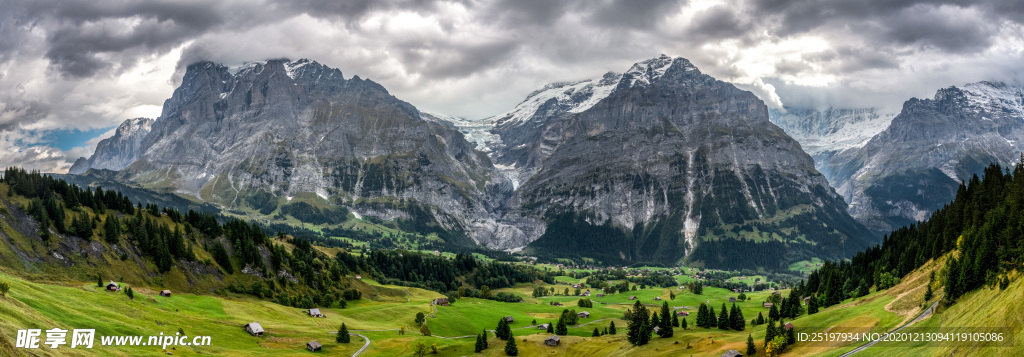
(493, 72, 624, 127)
(769, 107, 897, 156)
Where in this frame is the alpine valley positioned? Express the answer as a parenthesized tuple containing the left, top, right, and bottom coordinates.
(4, 54, 1024, 357)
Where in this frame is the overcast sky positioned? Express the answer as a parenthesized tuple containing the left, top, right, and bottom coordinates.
(2, 0, 1024, 173)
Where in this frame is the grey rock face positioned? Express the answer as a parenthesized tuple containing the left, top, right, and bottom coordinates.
(83, 59, 513, 245)
(460, 55, 871, 263)
(825, 81, 1024, 232)
(68, 118, 154, 174)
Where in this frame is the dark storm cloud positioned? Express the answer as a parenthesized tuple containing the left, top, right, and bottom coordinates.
(748, 0, 1011, 53)
(586, 0, 687, 29)
(682, 5, 753, 44)
(481, 0, 578, 27)
(394, 39, 521, 79)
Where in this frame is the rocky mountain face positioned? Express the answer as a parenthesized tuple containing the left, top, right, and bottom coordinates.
(451, 55, 873, 266)
(69, 117, 154, 174)
(78, 59, 514, 246)
(824, 81, 1024, 232)
(768, 107, 896, 176)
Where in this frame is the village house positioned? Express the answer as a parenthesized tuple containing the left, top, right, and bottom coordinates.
(105, 281, 120, 292)
(244, 322, 264, 337)
(545, 335, 560, 346)
(306, 340, 322, 352)
(578, 311, 590, 318)
(785, 322, 794, 331)
(159, 290, 172, 297)
(676, 310, 689, 317)
(729, 296, 737, 302)
(307, 308, 324, 318)
(432, 297, 450, 306)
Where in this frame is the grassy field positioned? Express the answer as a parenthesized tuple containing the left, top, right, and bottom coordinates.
(2, 252, 1020, 357)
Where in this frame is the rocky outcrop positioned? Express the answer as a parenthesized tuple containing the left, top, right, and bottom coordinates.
(825, 81, 1024, 232)
(81, 59, 514, 246)
(68, 118, 154, 174)
(455, 55, 873, 265)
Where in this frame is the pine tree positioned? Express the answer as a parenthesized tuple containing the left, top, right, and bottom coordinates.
(672, 312, 680, 328)
(924, 282, 933, 302)
(546, 322, 554, 333)
(808, 295, 819, 314)
(769, 303, 780, 321)
(555, 317, 568, 336)
(96, 275, 102, 288)
(651, 312, 660, 329)
(638, 323, 651, 345)
(475, 333, 485, 352)
(764, 320, 776, 348)
(746, 334, 757, 356)
(592, 327, 600, 337)
(504, 332, 518, 356)
(497, 319, 509, 337)
(482, 329, 488, 348)
(627, 301, 646, 345)
(659, 301, 673, 337)
(731, 303, 745, 331)
(681, 318, 687, 330)
(337, 323, 350, 343)
(608, 320, 616, 335)
(718, 304, 730, 330)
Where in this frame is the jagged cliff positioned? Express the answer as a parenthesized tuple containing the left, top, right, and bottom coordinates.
(824, 81, 1024, 232)
(78, 59, 515, 246)
(69, 118, 154, 174)
(453, 55, 873, 266)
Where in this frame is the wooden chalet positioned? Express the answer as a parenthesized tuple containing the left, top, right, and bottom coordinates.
(306, 340, 322, 352)
(159, 290, 172, 297)
(577, 311, 590, 318)
(784, 322, 794, 331)
(504, 316, 514, 323)
(244, 322, 264, 337)
(307, 308, 324, 318)
(105, 281, 120, 292)
(763, 302, 773, 308)
(545, 335, 560, 346)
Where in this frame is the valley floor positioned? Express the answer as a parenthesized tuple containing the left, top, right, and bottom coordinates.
(1, 253, 1019, 357)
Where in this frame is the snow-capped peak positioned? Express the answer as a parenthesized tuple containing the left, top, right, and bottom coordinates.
(285, 59, 314, 80)
(115, 117, 155, 137)
(495, 72, 624, 126)
(228, 60, 268, 75)
(959, 81, 1024, 119)
(622, 54, 685, 88)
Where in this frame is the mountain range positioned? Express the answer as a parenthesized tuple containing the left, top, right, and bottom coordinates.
(71, 55, 1024, 267)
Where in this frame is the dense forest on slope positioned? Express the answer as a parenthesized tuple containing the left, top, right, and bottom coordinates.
(806, 161, 1024, 308)
(1, 167, 555, 307)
